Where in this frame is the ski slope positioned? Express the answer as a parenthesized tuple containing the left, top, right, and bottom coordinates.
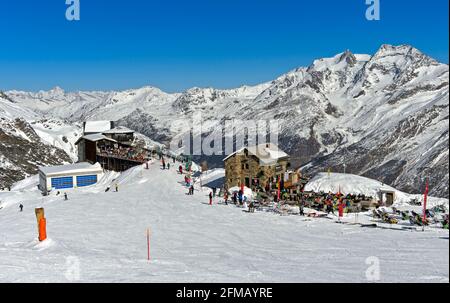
(0, 162, 448, 282)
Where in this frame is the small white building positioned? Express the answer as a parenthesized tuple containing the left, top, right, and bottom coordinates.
(38, 162, 104, 195)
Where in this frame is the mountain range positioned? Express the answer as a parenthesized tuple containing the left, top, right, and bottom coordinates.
(0, 44, 448, 198)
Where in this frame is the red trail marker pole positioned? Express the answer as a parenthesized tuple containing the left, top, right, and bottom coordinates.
(422, 180, 429, 231)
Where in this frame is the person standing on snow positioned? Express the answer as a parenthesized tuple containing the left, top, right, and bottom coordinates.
(179, 165, 183, 174)
(345, 199, 351, 213)
(299, 200, 305, 216)
(209, 192, 213, 205)
(167, 163, 170, 170)
(224, 191, 229, 205)
(190, 185, 195, 195)
(326, 199, 334, 215)
(115, 183, 119, 192)
(338, 199, 345, 221)
(64, 193, 68, 200)
(19, 204, 23, 212)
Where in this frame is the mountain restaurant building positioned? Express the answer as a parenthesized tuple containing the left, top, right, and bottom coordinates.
(75, 128, 151, 172)
(223, 143, 291, 191)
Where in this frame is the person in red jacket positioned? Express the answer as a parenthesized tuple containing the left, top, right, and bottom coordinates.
(209, 192, 213, 205)
(338, 199, 345, 221)
(179, 165, 183, 174)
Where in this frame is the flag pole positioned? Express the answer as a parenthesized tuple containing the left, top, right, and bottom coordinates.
(422, 179, 429, 232)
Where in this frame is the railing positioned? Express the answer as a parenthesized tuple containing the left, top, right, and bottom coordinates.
(97, 152, 148, 163)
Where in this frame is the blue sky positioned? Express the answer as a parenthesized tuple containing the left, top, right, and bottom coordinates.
(0, 0, 448, 92)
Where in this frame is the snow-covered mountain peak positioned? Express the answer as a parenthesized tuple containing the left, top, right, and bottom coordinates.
(1, 44, 448, 198)
(371, 44, 439, 67)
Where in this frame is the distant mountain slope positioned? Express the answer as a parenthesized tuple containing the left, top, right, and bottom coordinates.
(0, 118, 73, 189)
(1, 44, 448, 197)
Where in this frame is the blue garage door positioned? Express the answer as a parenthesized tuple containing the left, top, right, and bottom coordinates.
(76, 175, 97, 187)
(51, 177, 74, 189)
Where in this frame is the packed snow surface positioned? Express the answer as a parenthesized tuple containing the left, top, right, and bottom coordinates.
(0, 163, 448, 282)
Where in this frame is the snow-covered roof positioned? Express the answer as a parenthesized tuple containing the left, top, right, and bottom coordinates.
(223, 143, 289, 165)
(84, 121, 112, 134)
(75, 134, 117, 144)
(102, 126, 134, 134)
(39, 162, 103, 177)
(304, 172, 394, 197)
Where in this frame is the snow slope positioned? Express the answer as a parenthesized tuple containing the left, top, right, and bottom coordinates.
(0, 162, 448, 282)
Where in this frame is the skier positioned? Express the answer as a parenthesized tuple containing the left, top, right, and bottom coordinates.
(248, 201, 255, 213)
(299, 200, 305, 216)
(209, 192, 213, 205)
(19, 204, 23, 212)
(224, 191, 228, 205)
(212, 187, 217, 197)
(115, 183, 119, 192)
(190, 185, 195, 195)
(64, 193, 68, 201)
(179, 165, 183, 174)
(232, 192, 237, 204)
(167, 163, 170, 170)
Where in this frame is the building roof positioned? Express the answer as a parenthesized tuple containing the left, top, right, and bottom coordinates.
(84, 121, 112, 134)
(39, 162, 103, 177)
(75, 134, 117, 145)
(102, 126, 134, 134)
(223, 143, 289, 166)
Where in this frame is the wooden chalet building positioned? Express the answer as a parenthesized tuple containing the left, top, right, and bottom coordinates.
(223, 143, 291, 190)
(75, 126, 151, 172)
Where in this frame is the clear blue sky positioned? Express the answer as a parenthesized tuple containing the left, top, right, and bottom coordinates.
(0, 0, 448, 92)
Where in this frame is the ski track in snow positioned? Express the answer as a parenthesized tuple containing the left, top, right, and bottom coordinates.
(0, 163, 448, 282)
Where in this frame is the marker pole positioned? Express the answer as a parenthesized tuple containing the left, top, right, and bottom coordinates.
(147, 228, 151, 261)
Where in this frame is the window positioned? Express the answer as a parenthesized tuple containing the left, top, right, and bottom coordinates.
(76, 175, 98, 187)
(51, 177, 74, 189)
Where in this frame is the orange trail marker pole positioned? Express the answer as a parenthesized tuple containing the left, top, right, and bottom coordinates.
(38, 218, 47, 241)
(147, 228, 151, 261)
